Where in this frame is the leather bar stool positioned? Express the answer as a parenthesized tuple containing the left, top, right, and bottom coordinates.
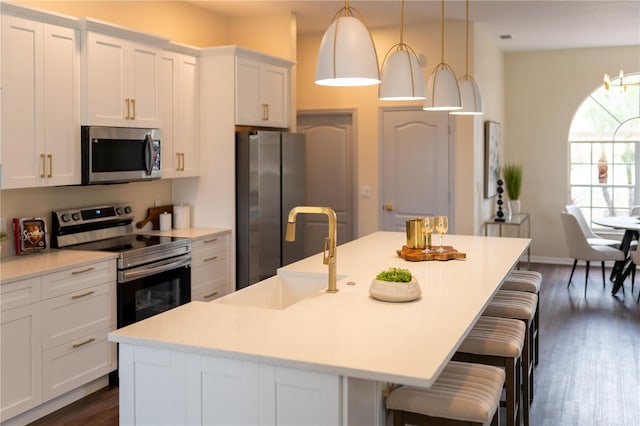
(452, 316, 526, 426)
(386, 361, 505, 426)
(484, 289, 538, 426)
(501, 270, 542, 366)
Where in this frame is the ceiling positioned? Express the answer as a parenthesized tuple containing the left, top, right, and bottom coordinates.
(188, 0, 640, 52)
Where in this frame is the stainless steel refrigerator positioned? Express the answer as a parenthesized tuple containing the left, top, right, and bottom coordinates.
(236, 130, 306, 290)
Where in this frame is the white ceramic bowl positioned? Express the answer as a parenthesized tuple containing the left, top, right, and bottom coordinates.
(369, 277, 421, 302)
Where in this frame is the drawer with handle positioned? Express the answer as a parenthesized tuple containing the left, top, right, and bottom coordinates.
(41, 259, 116, 300)
(41, 282, 116, 351)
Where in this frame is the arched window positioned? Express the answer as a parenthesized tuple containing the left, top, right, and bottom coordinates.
(569, 72, 640, 228)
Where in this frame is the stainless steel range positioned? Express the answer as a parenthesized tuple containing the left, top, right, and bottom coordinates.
(52, 203, 191, 329)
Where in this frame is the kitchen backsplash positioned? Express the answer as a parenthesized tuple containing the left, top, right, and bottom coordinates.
(0, 180, 172, 259)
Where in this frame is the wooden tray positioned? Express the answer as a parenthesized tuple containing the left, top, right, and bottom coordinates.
(136, 205, 173, 230)
(396, 245, 466, 262)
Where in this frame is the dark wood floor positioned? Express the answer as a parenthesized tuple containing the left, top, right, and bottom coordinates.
(28, 263, 640, 426)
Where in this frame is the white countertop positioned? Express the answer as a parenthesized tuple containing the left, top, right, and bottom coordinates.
(144, 227, 231, 240)
(109, 231, 530, 388)
(0, 249, 118, 284)
(0, 227, 229, 284)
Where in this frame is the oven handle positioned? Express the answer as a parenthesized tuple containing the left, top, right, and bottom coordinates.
(121, 256, 191, 282)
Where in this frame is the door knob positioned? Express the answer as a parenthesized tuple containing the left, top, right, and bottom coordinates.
(384, 204, 394, 211)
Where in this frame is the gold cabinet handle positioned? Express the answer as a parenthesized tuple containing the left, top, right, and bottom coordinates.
(47, 154, 53, 177)
(203, 238, 218, 244)
(40, 154, 46, 177)
(176, 153, 181, 171)
(125, 98, 131, 119)
(203, 256, 219, 262)
(72, 338, 96, 349)
(71, 267, 95, 275)
(384, 204, 394, 211)
(180, 153, 185, 171)
(262, 103, 269, 121)
(203, 291, 219, 299)
(131, 98, 136, 120)
(72, 290, 95, 300)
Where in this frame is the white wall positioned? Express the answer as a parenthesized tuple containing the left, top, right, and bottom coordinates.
(504, 45, 640, 261)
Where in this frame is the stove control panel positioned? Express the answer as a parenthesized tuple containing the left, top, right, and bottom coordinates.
(53, 202, 135, 226)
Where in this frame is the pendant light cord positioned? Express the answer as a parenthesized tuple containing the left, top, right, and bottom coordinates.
(399, 0, 405, 45)
(440, 0, 445, 64)
(465, 0, 469, 75)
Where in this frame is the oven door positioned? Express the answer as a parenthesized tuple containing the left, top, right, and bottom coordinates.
(117, 254, 191, 328)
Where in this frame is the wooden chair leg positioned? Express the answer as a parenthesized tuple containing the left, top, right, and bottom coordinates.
(568, 259, 578, 287)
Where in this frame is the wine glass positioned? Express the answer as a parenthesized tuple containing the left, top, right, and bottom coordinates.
(423, 216, 435, 252)
(434, 216, 448, 252)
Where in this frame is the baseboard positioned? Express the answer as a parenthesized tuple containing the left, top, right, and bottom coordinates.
(0, 376, 111, 426)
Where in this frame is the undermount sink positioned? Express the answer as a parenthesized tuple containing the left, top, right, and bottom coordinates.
(216, 271, 345, 310)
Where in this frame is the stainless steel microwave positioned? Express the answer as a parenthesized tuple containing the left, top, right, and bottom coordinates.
(81, 126, 161, 185)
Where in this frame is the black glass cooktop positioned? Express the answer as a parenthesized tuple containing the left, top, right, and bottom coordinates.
(66, 234, 185, 253)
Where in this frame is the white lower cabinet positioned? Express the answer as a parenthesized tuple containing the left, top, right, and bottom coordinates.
(0, 258, 117, 422)
(191, 233, 231, 302)
(119, 344, 342, 425)
(0, 302, 43, 422)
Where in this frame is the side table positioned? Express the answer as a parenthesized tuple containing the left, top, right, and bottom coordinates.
(485, 213, 531, 269)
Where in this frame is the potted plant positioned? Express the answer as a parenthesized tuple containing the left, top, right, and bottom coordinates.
(369, 267, 421, 302)
(502, 163, 523, 216)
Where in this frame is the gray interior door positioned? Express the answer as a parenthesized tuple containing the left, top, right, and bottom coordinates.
(297, 113, 355, 257)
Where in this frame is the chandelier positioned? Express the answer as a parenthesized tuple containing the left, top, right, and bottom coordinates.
(603, 70, 640, 93)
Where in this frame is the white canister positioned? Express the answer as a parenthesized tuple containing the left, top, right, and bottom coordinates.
(173, 204, 190, 229)
(159, 212, 172, 231)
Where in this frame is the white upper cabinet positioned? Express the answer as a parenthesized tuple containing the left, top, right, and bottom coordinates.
(160, 43, 200, 178)
(234, 49, 293, 128)
(80, 18, 168, 128)
(1, 7, 81, 189)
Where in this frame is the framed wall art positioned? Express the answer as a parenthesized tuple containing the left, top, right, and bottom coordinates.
(484, 121, 501, 198)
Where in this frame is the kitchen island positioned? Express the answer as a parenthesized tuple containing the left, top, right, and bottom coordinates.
(109, 231, 529, 425)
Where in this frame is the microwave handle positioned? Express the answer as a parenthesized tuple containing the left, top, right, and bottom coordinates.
(144, 134, 153, 176)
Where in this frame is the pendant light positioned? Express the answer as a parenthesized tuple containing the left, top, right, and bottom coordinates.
(450, 0, 483, 115)
(379, 0, 426, 100)
(315, 0, 380, 87)
(423, 0, 461, 111)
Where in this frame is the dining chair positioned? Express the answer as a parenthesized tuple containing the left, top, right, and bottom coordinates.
(564, 204, 621, 246)
(622, 247, 640, 303)
(560, 212, 625, 295)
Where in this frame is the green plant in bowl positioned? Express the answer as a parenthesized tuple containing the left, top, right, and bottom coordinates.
(375, 267, 413, 283)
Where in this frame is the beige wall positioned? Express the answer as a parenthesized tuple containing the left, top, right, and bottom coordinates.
(504, 45, 640, 261)
(20, 1, 229, 46)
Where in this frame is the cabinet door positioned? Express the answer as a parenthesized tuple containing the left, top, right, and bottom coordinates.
(128, 42, 160, 127)
(43, 23, 80, 186)
(1, 303, 42, 421)
(1, 15, 45, 188)
(1, 16, 79, 189)
(176, 54, 199, 177)
(83, 32, 128, 126)
(235, 56, 262, 127)
(160, 50, 198, 178)
(260, 63, 288, 128)
(84, 33, 160, 128)
(159, 51, 178, 178)
(235, 56, 289, 128)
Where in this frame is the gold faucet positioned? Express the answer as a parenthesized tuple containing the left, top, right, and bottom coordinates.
(285, 206, 338, 293)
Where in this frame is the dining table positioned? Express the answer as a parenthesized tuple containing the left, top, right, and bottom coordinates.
(591, 216, 640, 295)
